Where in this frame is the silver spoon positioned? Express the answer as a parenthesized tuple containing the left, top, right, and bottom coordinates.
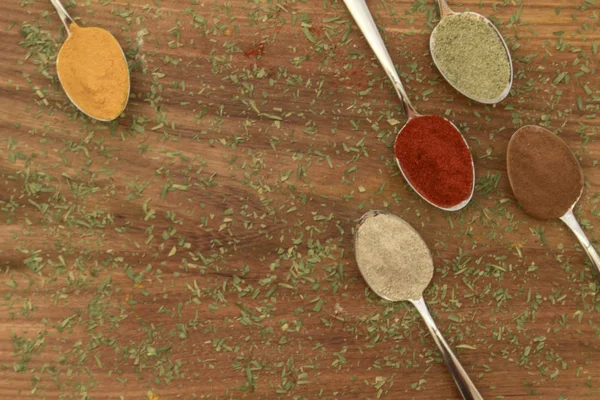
(431, 0, 513, 104)
(343, 0, 475, 211)
(507, 125, 600, 279)
(562, 208, 600, 279)
(355, 210, 484, 400)
(49, 0, 130, 122)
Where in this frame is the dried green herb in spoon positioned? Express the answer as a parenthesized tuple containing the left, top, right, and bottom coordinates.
(430, 12, 512, 103)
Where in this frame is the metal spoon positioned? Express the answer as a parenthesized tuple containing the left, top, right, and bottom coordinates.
(355, 210, 484, 400)
(342, 0, 474, 211)
(507, 125, 600, 279)
(562, 207, 600, 279)
(49, 0, 130, 122)
(431, 0, 513, 104)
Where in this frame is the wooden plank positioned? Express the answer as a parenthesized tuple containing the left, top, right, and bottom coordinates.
(0, 0, 599, 398)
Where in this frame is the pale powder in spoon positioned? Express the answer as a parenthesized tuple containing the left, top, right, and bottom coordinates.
(355, 212, 434, 301)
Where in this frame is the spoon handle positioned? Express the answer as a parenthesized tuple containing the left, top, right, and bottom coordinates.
(561, 209, 600, 279)
(49, 0, 75, 33)
(435, 0, 455, 18)
(411, 297, 484, 400)
(342, 0, 418, 118)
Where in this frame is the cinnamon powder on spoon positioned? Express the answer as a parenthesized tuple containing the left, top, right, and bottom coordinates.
(506, 125, 584, 220)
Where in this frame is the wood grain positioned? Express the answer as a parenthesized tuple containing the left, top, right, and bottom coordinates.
(0, 0, 599, 399)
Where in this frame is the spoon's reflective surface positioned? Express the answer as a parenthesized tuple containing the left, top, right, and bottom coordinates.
(355, 211, 484, 400)
(50, 0, 130, 122)
(431, 0, 513, 104)
(343, 0, 474, 211)
(507, 126, 600, 279)
(562, 209, 600, 279)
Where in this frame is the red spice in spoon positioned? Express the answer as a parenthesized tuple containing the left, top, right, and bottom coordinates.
(394, 115, 474, 208)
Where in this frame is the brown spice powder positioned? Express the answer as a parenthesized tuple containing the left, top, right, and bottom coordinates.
(507, 126, 584, 220)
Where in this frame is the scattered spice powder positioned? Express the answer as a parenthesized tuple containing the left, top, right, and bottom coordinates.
(431, 13, 511, 103)
(243, 42, 266, 58)
(355, 212, 434, 301)
(57, 23, 130, 121)
(394, 115, 474, 208)
(507, 125, 584, 220)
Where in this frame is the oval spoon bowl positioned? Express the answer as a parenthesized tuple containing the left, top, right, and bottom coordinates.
(394, 115, 475, 212)
(51, 0, 130, 122)
(430, 10, 513, 104)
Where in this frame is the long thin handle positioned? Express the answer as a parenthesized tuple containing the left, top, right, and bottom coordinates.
(49, 0, 74, 33)
(342, 0, 418, 118)
(435, 0, 454, 18)
(411, 297, 484, 400)
(561, 209, 600, 279)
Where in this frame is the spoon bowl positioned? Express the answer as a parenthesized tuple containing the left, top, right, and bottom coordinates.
(342, 0, 475, 211)
(354, 210, 483, 399)
(394, 115, 475, 211)
(431, 0, 513, 104)
(50, 0, 130, 122)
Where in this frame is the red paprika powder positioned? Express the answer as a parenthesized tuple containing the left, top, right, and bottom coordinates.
(394, 115, 474, 208)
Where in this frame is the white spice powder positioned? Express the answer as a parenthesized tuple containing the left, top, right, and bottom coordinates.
(355, 212, 434, 301)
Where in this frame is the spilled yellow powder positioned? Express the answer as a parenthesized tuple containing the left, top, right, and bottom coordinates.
(146, 390, 159, 400)
(57, 23, 130, 121)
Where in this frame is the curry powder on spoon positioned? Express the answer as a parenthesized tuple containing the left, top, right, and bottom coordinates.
(57, 23, 130, 121)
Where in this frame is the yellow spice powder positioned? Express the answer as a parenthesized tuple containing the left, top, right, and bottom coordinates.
(57, 23, 130, 121)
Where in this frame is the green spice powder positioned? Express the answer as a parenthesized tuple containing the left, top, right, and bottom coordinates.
(431, 13, 511, 102)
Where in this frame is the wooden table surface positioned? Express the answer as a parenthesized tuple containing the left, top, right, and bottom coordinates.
(1, 0, 599, 399)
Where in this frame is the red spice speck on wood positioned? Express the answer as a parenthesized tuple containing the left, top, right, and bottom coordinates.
(244, 42, 266, 58)
(308, 25, 322, 37)
(394, 115, 474, 208)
